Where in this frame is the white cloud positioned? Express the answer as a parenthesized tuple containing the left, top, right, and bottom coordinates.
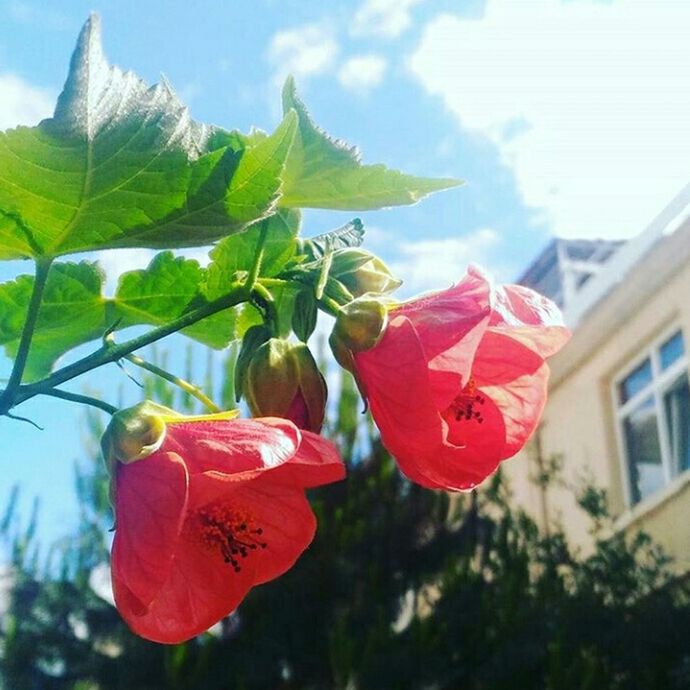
(409, 0, 690, 239)
(0, 72, 54, 130)
(389, 228, 503, 296)
(338, 55, 388, 94)
(352, 0, 427, 39)
(268, 23, 338, 88)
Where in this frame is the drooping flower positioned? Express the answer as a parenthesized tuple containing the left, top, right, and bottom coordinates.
(340, 266, 570, 491)
(102, 403, 345, 644)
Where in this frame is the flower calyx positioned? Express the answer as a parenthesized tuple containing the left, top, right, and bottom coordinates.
(101, 401, 172, 468)
(330, 297, 388, 354)
(330, 248, 401, 298)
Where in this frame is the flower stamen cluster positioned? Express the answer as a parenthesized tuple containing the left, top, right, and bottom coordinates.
(189, 503, 267, 572)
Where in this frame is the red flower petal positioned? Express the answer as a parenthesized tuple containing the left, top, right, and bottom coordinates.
(117, 482, 316, 644)
(396, 268, 491, 368)
(112, 451, 188, 613)
(481, 362, 550, 457)
(164, 417, 301, 475)
(270, 430, 347, 488)
(355, 317, 444, 462)
(490, 283, 570, 358)
(471, 331, 544, 386)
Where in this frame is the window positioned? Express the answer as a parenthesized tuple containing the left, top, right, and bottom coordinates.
(615, 329, 690, 506)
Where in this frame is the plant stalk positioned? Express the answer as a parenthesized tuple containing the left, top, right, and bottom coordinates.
(125, 353, 221, 413)
(246, 221, 270, 289)
(0, 256, 53, 409)
(41, 389, 118, 415)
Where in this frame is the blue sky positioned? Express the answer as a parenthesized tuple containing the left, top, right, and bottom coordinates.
(1, 0, 689, 547)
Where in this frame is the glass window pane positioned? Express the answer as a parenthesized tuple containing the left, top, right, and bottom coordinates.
(624, 396, 664, 504)
(660, 331, 685, 370)
(664, 374, 690, 475)
(619, 358, 652, 404)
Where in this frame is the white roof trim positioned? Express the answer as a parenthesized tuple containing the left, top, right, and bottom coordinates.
(564, 182, 690, 328)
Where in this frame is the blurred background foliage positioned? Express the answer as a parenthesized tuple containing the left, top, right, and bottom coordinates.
(1, 344, 689, 690)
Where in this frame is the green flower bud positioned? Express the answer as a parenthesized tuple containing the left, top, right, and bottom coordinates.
(331, 298, 388, 353)
(101, 401, 173, 467)
(330, 249, 401, 298)
(244, 339, 327, 433)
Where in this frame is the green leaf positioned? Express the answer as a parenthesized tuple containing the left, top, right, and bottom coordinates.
(236, 303, 264, 339)
(223, 113, 298, 225)
(0, 16, 296, 259)
(112, 252, 235, 349)
(0, 251, 243, 382)
(280, 77, 461, 210)
(0, 262, 107, 380)
(270, 282, 301, 339)
(303, 219, 364, 259)
(203, 209, 300, 300)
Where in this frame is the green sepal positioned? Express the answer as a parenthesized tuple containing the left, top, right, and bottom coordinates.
(234, 324, 273, 402)
(330, 248, 401, 298)
(332, 297, 388, 352)
(101, 401, 174, 467)
(292, 290, 318, 343)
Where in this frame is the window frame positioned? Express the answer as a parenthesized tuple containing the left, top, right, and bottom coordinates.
(612, 325, 689, 508)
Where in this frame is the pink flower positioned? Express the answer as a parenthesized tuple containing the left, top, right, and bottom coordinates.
(352, 266, 570, 491)
(105, 407, 344, 643)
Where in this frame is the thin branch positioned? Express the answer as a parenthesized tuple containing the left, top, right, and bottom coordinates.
(0, 256, 53, 409)
(41, 389, 118, 416)
(3, 412, 44, 430)
(115, 359, 144, 388)
(124, 352, 220, 413)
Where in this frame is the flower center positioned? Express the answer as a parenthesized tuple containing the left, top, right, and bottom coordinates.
(446, 376, 486, 424)
(188, 503, 267, 572)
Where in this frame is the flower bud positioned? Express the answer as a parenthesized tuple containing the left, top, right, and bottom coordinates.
(331, 298, 388, 353)
(330, 249, 401, 298)
(244, 339, 327, 433)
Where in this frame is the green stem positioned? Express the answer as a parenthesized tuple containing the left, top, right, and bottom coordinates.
(125, 353, 221, 414)
(258, 277, 291, 289)
(0, 256, 53, 406)
(9, 280, 250, 412)
(250, 283, 278, 331)
(315, 251, 333, 300)
(246, 221, 270, 289)
(41, 389, 118, 416)
(317, 295, 343, 317)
